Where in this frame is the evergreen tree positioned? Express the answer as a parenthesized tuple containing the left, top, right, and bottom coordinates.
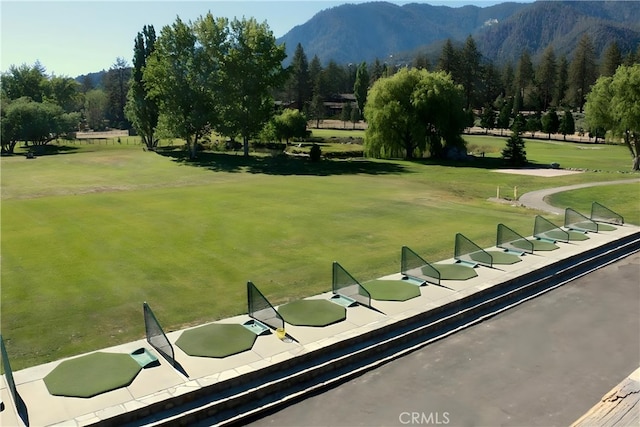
(559, 110, 575, 140)
(309, 93, 324, 128)
(459, 35, 482, 108)
(541, 109, 560, 139)
(514, 50, 534, 109)
(104, 57, 131, 128)
(437, 39, 461, 82)
(536, 45, 557, 111)
(353, 61, 369, 119)
(341, 101, 352, 128)
(554, 55, 569, 107)
(480, 61, 502, 107)
(601, 41, 622, 77)
(502, 61, 515, 99)
(480, 105, 496, 134)
(289, 43, 311, 111)
(502, 125, 527, 166)
(496, 98, 512, 136)
(370, 58, 384, 85)
(125, 24, 159, 150)
(568, 34, 597, 112)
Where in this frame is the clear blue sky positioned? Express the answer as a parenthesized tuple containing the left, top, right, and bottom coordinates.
(1, 0, 524, 77)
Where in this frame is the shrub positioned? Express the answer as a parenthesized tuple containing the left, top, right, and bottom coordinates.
(309, 143, 322, 162)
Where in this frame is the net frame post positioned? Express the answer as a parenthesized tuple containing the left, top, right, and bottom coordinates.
(454, 233, 493, 268)
(143, 302, 176, 367)
(590, 201, 624, 225)
(564, 208, 598, 233)
(332, 261, 371, 308)
(400, 246, 441, 286)
(496, 223, 533, 255)
(247, 281, 285, 330)
(533, 215, 569, 243)
(0, 334, 18, 414)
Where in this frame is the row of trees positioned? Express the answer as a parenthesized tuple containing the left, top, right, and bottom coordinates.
(282, 34, 639, 123)
(126, 15, 287, 158)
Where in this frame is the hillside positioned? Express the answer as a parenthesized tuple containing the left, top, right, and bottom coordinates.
(276, 1, 640, 66)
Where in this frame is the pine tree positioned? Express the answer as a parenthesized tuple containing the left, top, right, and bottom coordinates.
(568, 34, 597, 112)
(601, 41, 622, 77)
(559, 109, 575, 141)
(536, 45, 557, 111)
(289, 43, 311, 111)
(459, 35, 482, 108)
(502, 125, 527, 166)
(554, 55, 569, 107)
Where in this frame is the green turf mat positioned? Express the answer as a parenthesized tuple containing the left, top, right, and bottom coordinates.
(544, 229, 590, 241)
(596, 223, 617, 231)
(278, 299, 346, 327)
(433, 263, 478, 280)
(518, 239, 559, 251)
(176, 323, 256, 358)
(478, 251, 522, 265)
(361, 280, 421, 301)
(44, 352, 141, 398)
(567, 230, 590, 241)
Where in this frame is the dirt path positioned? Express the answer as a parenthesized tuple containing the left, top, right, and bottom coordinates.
(518, 178, 640, 215)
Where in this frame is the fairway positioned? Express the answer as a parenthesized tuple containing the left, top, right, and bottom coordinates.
(1, 137, 638, 370)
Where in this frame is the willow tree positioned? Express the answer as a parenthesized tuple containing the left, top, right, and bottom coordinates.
(364, 68, 466, 159)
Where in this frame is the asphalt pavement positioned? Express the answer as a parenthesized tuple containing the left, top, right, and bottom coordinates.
(247, 252, 640, 427)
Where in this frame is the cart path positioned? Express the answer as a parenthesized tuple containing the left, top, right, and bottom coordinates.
(518, 178, 640, 215)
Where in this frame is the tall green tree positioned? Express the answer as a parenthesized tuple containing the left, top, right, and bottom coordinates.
(559, 110, 575, 141)
(502, 61, 515, 99)
(437, 39, 460, 83)
(364, 68, 466, 159)
(353, 61, 369, 118)
(288, 43, 311, 111)
(480, 105, 496, 134)
(601, 41, 622, 77)
(341, 101, 352, 128)
(0, 62, 47, 102)
(568, 34, 597, 112)
(480, 61, 502, 107)
(104, 57, 131, 128)
(218, 17, 287, 157)
(84, 89, 109, 130)
(459, 35, 482, 108)
(535, 45, 557, 111)
(47, 76, 81, 113)
(541, 109, 560, 139)
(125, 24, 160, 150)
(554, 55, 569, 107)
(514, 50, 534, 110)
(585, 64, 640, 170)
(144, 16, 224, 159)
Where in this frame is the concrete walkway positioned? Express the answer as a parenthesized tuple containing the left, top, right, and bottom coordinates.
(518, 178, 640, 215)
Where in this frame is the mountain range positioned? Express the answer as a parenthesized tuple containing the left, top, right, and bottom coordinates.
(276, 1, 640, 66)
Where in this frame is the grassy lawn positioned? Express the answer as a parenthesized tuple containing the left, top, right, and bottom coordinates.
(1, 136, 638, 370)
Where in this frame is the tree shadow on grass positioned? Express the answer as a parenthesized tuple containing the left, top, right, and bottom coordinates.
(414, 156, 552, 171)
(157, 149, 410, 176)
